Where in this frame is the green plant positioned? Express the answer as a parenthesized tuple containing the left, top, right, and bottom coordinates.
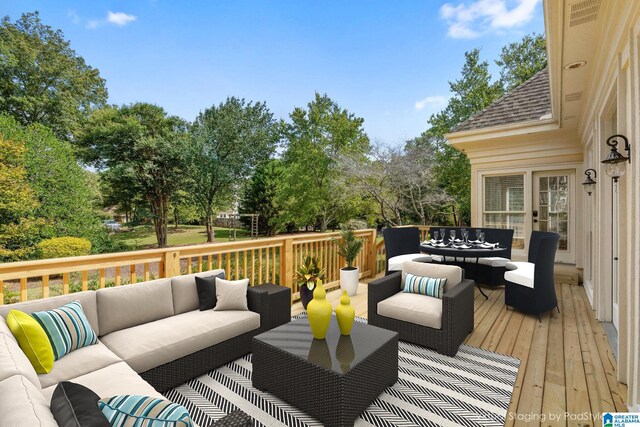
(293, 255, 325, 291)
(36, 237, 91, 259)
(334, 228, 364, 269)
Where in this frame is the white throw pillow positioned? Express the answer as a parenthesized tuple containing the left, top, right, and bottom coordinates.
(213, 278, 250, 311)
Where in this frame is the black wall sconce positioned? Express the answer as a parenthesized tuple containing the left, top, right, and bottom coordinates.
(582, 168, 597, 195)
(601, 134, 631, 182)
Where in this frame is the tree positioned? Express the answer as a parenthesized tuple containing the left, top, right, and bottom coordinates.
(187, 97, 279, 242)
(279, 93, 370, 232)
(0, 116, 48, 261)
(0, 12, 107, 140)
(496, 33, 547, 91)
(78, 103, 188, 247)
(422, 49, 504, 225)
(239, 159, 285, 236)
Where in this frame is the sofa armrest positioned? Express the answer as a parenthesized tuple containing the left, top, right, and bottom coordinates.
(211, 410, 252, 427)
(247, 286, 269, 330)
(442, 278, 475, 337)
(367, 272, 402, 319)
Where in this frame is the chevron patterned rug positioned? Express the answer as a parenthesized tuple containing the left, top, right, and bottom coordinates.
(164, 317, 519, 427)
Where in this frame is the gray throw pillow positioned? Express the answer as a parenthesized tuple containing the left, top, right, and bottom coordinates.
(213, 278, 250, 311)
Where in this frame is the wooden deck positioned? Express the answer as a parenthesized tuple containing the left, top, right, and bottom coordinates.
(292, 281, 628, 427)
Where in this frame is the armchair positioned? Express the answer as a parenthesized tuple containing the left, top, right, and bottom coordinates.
(368, 261, 474, 356)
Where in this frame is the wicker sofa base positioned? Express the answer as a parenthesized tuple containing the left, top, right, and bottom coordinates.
(140, 329, 257, 392)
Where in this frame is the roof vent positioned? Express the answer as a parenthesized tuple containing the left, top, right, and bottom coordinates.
(565, 92, 583, 102)
(569, 0, 601, 27)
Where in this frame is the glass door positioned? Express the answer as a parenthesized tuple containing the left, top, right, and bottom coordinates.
(532, 171, 575, 263)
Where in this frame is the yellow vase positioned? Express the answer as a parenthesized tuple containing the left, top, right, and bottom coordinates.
(307, 283, 332, 339)
(335, 291, 355, 336)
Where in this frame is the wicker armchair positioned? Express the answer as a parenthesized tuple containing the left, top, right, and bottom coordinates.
(368, 262, 474, 357)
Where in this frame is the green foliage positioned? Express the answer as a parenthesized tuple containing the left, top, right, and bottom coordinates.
(293, 255, 325, 291)
(0, 12, 107, 140)
(423, 49, 505, 225)
(36, 237, 91, 259)
(78, 103, 189, 247)
(334, 228, 364, 268)
(278, 93, 370, 232)
(239, 159, 285, 236)
(187, 97, 279, 242)
(496, 33, 547, 91)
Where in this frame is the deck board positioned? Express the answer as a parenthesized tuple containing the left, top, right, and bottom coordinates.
(290, 280, 627, 425)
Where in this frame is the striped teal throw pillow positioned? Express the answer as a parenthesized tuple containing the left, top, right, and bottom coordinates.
(31, 301, 98, 360)
(404, 273, 447, 299)
(99, 395, 193, 427)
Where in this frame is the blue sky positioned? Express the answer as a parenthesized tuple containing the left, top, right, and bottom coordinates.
(3, 0, 544, 145)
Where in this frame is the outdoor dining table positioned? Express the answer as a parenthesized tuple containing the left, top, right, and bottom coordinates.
(420, 242, 509, 299)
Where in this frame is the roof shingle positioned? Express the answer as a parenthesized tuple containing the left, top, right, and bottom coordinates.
(452, 68, 551, 132)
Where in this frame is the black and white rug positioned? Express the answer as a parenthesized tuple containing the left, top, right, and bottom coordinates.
(165, 317, 519, 427)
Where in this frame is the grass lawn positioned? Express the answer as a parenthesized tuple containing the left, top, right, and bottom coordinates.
(114, 225, 252, 250)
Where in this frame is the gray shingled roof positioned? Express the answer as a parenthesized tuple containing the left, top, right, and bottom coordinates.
(452, 68, 551, 132)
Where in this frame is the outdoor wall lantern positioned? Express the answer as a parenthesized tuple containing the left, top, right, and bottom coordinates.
(601, 134, 631, 182)
(582, 169, 597, 195)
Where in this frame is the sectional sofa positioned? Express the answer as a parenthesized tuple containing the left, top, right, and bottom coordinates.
(0, 270, 281, 426)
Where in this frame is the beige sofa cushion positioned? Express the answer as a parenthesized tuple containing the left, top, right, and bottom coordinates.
(377, 291, 443, 329)
(0, 291, 99, 336)
(0, 315, 15, 342)
(38, 341, 121, 389)
(101, 309, 260, 373)
(171, 270, 225, 314)
(0, 332, 41, 389)
(401, 261, 462, 293)
(0, 375, 57, 426)
(97, 278, 174, 336)
(41, 361, 163, 402)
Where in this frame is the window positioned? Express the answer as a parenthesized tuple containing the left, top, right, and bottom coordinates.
(483, 175, 525, 249)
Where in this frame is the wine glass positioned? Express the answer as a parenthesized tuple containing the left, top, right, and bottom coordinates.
(433, 230, 439, 242)
(478, 231, 485, 244)
(439, 228, 445, 242)
(449, 229, 456, 243)
(461, 228, 468, 243)
(475, 228, 482, 242)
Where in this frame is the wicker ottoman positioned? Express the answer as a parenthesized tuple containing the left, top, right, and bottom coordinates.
(253, 283, 291, 331)
(252, 317, 398, 427)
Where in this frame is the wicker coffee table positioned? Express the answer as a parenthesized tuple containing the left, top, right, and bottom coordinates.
(252, 317, 398, 427)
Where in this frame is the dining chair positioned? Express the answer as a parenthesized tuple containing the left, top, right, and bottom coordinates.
(382, 227, 431, 274)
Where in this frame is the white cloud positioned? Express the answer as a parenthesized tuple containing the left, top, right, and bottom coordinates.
(415, 96, 447, 111)
(85, 11, 137, 29)
(107, 11, 137, 26)
(440, 0, 540, 39)
(68, 10, 81, 25)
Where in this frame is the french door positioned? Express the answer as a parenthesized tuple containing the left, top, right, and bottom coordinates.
(532, 171, 575, 264)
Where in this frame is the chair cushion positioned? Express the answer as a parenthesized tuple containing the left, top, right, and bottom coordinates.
(214, 278, 249, 311)
(403, 273, 446, 299)
(50, 381, 110, 427)
(31, 301, 98, 360)
(0, 331, 41, 389)
(504, 262, 535, 289)
(100, 309, 260, 373)
(42, 361, 164, 402)
(99, 395, 193, 427)
(0, 315, 15, 342)
(464, 257, 510, 267)
(401, 261, 462, 293)
(506, 261, 530, 270)
(0, 291, 99, 336)
(6, 309, 54, 374)
(97, 278, 174, 336)
(0, 375, 58, 427)
(171, 270, 226, 314)
(388, 254, 431, 271)
(38, 341, 122, 389)
(377, 292, 442, 329)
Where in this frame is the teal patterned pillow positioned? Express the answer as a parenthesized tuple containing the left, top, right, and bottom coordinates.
(31, 301, 98, 360)
(98, 395, 193, 427)
(403, 272, 447, 299)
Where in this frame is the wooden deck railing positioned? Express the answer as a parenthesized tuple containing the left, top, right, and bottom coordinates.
(0, 229, 378, 305)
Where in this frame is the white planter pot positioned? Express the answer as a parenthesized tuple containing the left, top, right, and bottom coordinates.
(340, 267, 360, 296)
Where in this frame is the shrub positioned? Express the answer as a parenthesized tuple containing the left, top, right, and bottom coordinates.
(341, 219, 368, 230)
(36, 237, 91, 259)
